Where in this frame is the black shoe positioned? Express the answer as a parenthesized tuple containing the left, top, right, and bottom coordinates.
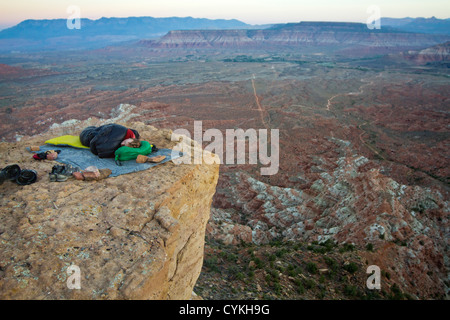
(16, 169, 37, 185)
(62, 164, 79, 176)
(56, 174, 68, 182)
(55, 164, 79, 182)
(0, 164, 21, 184)
(53, 165, 65, 174)
(49, 165, 60, 182)
(49, 165, 65, 182)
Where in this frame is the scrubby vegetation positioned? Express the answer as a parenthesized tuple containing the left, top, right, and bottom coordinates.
(194, 239, 416, 300)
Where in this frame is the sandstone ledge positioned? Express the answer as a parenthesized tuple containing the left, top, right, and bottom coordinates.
(0, 120, 220, 299)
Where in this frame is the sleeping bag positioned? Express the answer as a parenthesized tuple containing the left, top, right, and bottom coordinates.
(80, 124, 140, 158)
(114, 140, 154, 162)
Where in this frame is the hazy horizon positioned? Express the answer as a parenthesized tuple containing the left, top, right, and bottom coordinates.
(0, 14, 449, 32)
(1, 0, 449, 30)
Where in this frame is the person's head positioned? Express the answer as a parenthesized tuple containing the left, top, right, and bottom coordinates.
(121, 138, 141, 148)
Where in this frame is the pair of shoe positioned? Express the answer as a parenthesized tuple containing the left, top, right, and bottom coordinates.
(0, 164, 37, 186)
(49, 164, 79, 182)
(49, 165, 67, 182)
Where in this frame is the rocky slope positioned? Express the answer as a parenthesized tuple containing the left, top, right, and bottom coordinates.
(401, 41, 450, 64)
(210, 137, 449, 299)
(0, 119, 220, 299)
(0, 63, 57, 81)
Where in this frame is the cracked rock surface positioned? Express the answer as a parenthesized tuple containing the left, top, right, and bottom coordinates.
(0, 120, 219, 299)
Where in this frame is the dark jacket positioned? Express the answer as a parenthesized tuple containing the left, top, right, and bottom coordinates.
(80, 124, 140, 158)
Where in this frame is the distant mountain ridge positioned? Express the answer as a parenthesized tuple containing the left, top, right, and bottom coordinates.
(0, 16, 257, 52)
(269, 21, 406, 33)
(0, 16, 253, 39)
(381, 17, 450, 35)
(0, 16, 448, 52)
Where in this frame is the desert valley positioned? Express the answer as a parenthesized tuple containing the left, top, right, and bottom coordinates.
(0, 16, 449, 300)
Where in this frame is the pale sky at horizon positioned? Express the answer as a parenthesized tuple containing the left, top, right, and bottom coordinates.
(1, 0, 449, 29)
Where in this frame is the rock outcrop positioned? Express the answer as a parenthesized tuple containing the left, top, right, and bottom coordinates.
(401, 41, 450, 64)
(0, 119, 220, 299)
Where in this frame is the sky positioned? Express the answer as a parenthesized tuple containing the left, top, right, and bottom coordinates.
(1, 0, 449, 29)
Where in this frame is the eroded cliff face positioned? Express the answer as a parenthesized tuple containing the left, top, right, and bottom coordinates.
(141, 24, 449, 50)
(210, 137, 449, 299)
(401, 41, 450, 64)
(0, 120, 219, 299)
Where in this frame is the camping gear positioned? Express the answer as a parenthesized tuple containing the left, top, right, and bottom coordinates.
(45, 135, 89, 149)
(114, 140, 157, 165)
(79, 124, 140, 158)
(33, 150, 61, 160)
(35, 144, 181, 178)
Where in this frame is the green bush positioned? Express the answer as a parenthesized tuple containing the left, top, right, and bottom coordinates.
(294, 278, 305, 294)
(204, 257, 219, 272)
(389, 283, 405, 300)
(276, 248, 289, 258)
(343, 285, 358, 297)
(303, 278, 316, 290)
(273, 283, 282, 295)
(343, 262, 359, 274)
(340, 243, 355, 253)
(323, 256, 338, 272)
(306, 262, 318, 274)
(236, 272, 245, 281)
(253, 257, 264, 269)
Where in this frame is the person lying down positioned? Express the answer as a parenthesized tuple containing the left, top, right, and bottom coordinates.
(79, 123, 164, 164)
(79, 123, 141, 158)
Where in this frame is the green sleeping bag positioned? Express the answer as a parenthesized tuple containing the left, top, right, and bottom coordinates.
(115, 140, 154, 162)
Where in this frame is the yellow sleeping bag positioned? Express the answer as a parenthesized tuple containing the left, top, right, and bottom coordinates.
(45, 135, 89, 149)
